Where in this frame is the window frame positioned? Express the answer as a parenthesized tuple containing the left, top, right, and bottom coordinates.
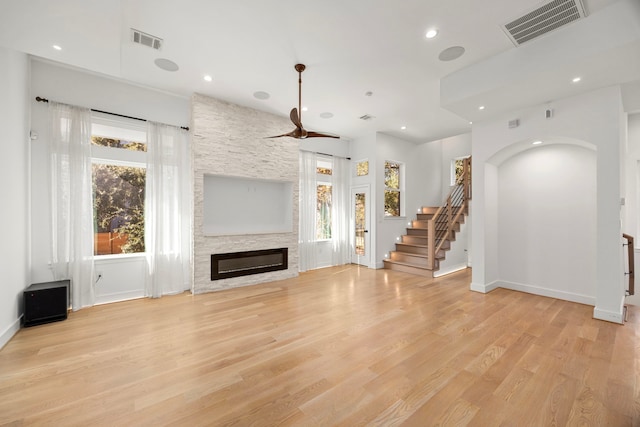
(91, 115, 148, 258)
(315, 157, 333, 241)
(450, 156, 469, 186)
(354, 159, 369, 177)
(384, 160, 404, 218)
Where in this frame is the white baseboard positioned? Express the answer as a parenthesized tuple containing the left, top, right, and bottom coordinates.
(496, 280, 596, 306)
(0, 316, 22, 350)
(95, 290, 145, 306)
(433, 263, 468, 278)
(470, 281, 499, 293)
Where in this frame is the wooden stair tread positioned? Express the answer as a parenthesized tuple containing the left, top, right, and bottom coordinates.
(394, 250, 445, 261)
(397, 242, 427, 248)
(383, 259, 439, 277)
(383, 259, 435, 271)
(393, 251, 428, 259)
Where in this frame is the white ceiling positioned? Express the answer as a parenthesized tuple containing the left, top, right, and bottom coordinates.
(0, 0, 638, 142)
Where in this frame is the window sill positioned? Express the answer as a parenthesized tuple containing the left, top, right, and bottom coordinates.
(94, 253, 146, 263)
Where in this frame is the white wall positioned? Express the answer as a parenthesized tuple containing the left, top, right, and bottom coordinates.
(0, 47, 30, 348)
(471, 86, 625, 323)
(497, 143, 597, 303)
(29, 59, 189, 305)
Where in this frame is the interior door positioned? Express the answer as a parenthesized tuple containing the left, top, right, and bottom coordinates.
(351, 186, 371, 267)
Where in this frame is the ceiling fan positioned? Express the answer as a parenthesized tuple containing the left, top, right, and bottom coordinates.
(267, 63, 339, 140)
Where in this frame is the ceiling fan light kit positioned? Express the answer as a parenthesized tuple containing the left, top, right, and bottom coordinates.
(267, 64, 339, 140)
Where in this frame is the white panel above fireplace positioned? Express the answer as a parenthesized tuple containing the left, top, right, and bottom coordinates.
(203, 174, 293, 236)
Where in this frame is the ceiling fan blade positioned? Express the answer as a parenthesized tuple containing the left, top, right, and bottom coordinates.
(306, 131, 340, 139)
(266, 130, 297, 139)
(290, 108, 303, 128)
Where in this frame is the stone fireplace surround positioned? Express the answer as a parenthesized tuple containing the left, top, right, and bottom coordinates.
(191, 93, 299, 293)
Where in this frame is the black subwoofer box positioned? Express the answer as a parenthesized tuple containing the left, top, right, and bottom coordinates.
(23, 280, 69, 327)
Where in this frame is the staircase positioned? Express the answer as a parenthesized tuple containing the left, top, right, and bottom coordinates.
(383, 157, 471, 277)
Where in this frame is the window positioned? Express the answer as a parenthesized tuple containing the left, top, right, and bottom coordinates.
(316, 158, 333, 240)
(451, 157, 466, 186)
(316, 184, 332, 240)
(91, 117, 147, 255)
(356, 160, 369, 176)
(384, 160, 402, 217)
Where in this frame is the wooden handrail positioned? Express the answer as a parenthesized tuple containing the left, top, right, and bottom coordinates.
(428, 157, 471, 268)
(623, 233, 634, 296)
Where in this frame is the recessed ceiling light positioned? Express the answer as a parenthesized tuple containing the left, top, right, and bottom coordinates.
(478, 105, 485, 110)
(401, 126, 407, 130)
(52, 45, 62, 51)
(572, 77, 581, 83)
(253, 91, 270, 100)
(426, 29, 438, 39)
(532, 140, 543, 145)
(154, 58, 179, 72)
(302, 106, 308, 112)
(203, 75, 212, 82)
(469, 121, 473, 125)
(320, 112, 334, 119)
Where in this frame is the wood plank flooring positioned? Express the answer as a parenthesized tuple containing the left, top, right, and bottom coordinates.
(1, 266, 639, 426)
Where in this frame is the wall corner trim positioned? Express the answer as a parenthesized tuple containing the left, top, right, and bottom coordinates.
(593, 306, 624, 324)
(470, 281, 499, 293)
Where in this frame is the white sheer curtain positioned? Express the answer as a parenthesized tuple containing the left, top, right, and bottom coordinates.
(331, 157, 351, 265)
(299, 151, 318, 272)
(49, 102, 95, 310)
(145, 122, 192, 298)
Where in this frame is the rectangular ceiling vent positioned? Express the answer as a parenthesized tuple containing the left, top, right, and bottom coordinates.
(359, 114, 375, 121)
(131, 29, 163, 50)
(503, 0, 587, 46)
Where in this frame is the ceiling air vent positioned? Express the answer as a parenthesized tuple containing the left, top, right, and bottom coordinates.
(131, 29, 163, 50)
(359, 114, 375, 121)
(503, 0, 587, 46)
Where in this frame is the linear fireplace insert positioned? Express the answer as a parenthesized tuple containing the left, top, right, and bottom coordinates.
(211, 248, 288, 280)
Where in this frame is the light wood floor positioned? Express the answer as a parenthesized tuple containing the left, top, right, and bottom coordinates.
(1, 266, 639, 426)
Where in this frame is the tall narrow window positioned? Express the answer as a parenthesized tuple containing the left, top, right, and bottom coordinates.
(316, 184, 332, 240)
(384, 160, 401, 217)
(316, 158, 333, 240)
(91, 126, 147, 255)
(451, 157, 466, 186)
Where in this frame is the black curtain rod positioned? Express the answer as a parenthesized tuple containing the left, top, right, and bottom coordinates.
(300, 148, 351, 160)
(35, 97, 189, 131)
